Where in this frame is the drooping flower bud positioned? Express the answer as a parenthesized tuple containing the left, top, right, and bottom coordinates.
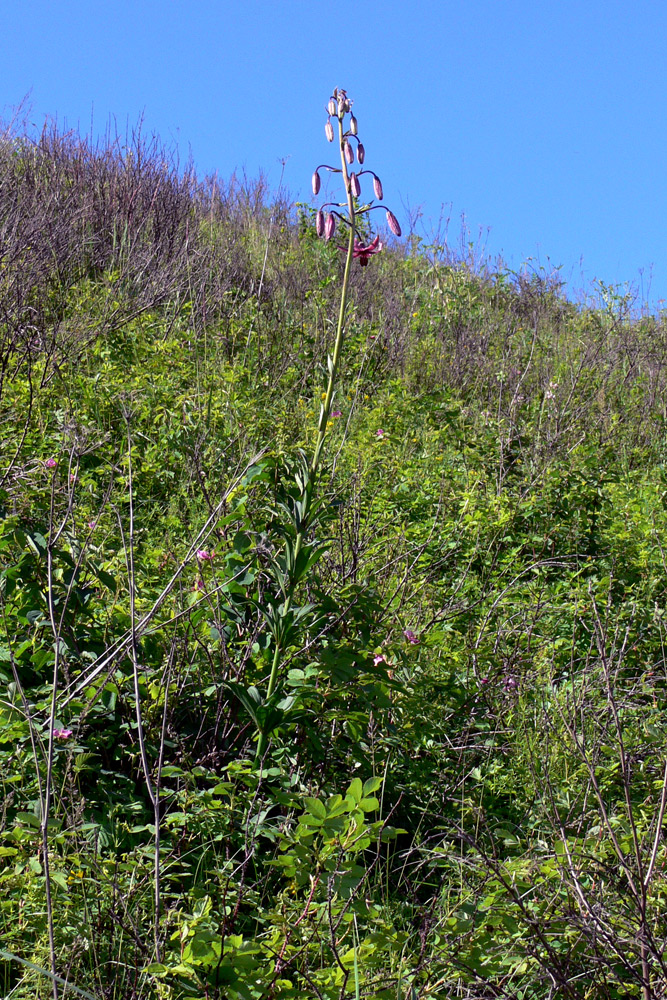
(373, 175, 383, 200)
(324, 213, 335, 241)
(316, 209, 325, 237)
(357, 143, 365, 164)
(386, 210, 402, 237)
(350, 172, 361, 198)
(344, 141, 353, 164)
(349, 115, 358, 136)
(325, 120, 334, 142)
(328, 98, 337, 116)
(312, 170, 321, 196)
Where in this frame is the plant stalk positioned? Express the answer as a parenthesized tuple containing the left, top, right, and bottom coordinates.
(257, 112, 356, 761)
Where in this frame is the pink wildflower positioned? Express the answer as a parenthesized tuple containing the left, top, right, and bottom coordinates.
(53, 728, 73, 740)
(338, 235, 383, 267)
(403, 629, 419, 645)
(45, 458, 57, 468)
(373, 654, 387, 666)
(331, 410, 342, 418)
(88, 521, 96, 530)
(376, 428, 385, 438)
(197, 549, 214, 561)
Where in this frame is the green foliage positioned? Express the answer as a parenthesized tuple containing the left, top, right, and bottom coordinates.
(4, 119, 667, 999)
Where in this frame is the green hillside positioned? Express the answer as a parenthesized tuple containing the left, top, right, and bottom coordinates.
(3, 102, 667, 999)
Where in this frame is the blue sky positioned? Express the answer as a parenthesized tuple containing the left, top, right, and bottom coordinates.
(4, 0, 667, 308)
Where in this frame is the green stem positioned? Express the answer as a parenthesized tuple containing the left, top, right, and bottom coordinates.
(256, 112, 356, 761)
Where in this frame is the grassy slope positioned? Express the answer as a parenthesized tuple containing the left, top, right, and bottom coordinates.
(2, 124, 667, 999)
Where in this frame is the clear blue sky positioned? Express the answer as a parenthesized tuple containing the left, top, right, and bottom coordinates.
(4, 0, 667, 309)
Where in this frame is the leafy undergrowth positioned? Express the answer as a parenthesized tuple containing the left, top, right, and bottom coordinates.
(3, 119, 667, 999)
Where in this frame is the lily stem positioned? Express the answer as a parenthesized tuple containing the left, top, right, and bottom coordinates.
(256, 112, 356, 762)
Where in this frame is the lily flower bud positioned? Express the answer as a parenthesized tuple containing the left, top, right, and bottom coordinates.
(328, 98, 337, 116)
(344, 141, 353, 164)
(324, 213, 335, 241)
(373, 175, 383, 200)
(325, 120, 334, 142)
(386, 210, 402, 237)
(350, 172, 361, 198)
(349, 115, 358, 136)
(312, 170, 321, 196)
(316, 209, 325, 237)
(357, 143, 365, 164)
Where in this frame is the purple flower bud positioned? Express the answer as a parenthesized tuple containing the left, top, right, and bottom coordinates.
(328, 98, 337, 117)
(350, 172, 361, 198)
(312, 170, 321, 196)
(373, 175, 383, 200)
(386, 210, 402, 237)
(344, 141, 353, 164)
(325, 120, 334, 142)
(324, 213, 335, 241)
(349, 115, 358, 136)
(357, 143, 365, 164)
(316, 209, 325, 237)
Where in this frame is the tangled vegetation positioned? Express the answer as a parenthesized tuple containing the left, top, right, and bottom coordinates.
(3, 103, 667, 999)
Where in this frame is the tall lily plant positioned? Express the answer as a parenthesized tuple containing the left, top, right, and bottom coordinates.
(255, 89, 401, 759)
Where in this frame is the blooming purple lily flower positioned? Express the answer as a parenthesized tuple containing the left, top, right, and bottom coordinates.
(338, 235, 383, 267)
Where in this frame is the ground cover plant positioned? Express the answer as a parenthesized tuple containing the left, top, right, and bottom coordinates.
(2, 90, 667, 999)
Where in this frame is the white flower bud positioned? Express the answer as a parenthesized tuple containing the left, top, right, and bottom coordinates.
(349, 115, 358, 136)
(325, 120, 334, 142)
(344, 141, 353, 164)
(373, 175, 383, 200)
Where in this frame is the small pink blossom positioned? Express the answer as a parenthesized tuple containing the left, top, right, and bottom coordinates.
(480, 677, 489, 685)
(338, 235, 383, 267)
(373, 654, 387, 666)
(193, 579, 205, 591)
(403, 629, 419, 645)
(45, 458, 57, 468)
(88, 521, 96, 530)
(196, 549, 214, 561)
(53, 728, 73, 740)
(376, 428, 385, 438)
(331, 410, 342, 418)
